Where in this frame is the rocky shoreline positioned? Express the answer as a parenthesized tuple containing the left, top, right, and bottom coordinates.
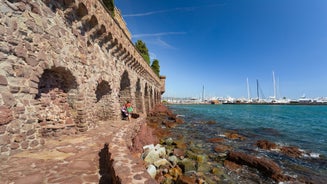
(131, 104, 325, 184)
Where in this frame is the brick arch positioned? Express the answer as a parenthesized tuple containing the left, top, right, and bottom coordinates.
(34, 66, 79, 137)
(119, 70, 131, 107)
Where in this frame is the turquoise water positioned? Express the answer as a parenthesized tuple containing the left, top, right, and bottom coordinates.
(169, 104, 327, 156)
(167, 104, 327, 181)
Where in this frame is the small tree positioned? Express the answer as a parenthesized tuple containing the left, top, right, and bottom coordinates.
(135, 40, 150, 65)
(151, 59, 160, 77)
(103, 0, 115, 16)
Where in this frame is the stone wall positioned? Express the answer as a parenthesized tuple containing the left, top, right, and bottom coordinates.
(0, 0, 164, 155)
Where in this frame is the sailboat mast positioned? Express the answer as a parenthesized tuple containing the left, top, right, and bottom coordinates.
(256, 79, 259, 100)
(272, 71, 276, 99)
(247, 78, 250, 100)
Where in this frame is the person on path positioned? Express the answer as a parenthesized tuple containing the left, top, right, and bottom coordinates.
(121, 101, 133, 121)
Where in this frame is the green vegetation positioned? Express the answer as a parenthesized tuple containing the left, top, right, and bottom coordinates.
(135, 40, 150, 65)
(151, 59, 160, 77)
(103, 0, 115, 16)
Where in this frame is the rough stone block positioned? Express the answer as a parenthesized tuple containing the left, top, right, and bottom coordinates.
(30, 140, 39, 147)
(0, 134, 10, 145)
(10, 142, 20, 150)
(0, 75, 8, 86)
(0, 106, 13, 125)
(25, 54, 39, 67)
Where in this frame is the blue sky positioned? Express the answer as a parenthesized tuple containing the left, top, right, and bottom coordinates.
(115, 0, 327, 99)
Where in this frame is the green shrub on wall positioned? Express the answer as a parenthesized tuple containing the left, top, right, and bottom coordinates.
(103, 0, 115, 16)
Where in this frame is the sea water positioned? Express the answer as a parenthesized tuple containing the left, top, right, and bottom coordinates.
(167, 104, 327, 182)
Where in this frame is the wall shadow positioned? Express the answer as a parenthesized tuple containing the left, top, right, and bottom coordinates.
(99, 143, 121, 184)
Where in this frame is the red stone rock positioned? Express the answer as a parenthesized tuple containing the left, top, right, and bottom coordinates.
(0, 75, 8, 86)
(207, 137, 225, 143)
(224, 160, 242, 171)
(10, 142, 20, 150)
(0, 106, 13, 125)
(0, 135, 10, 145)
(129, 123, 158, 153)
(175, 117, 184, 124)
(65, 117, 74, 124)
(225, 131, 245, 141)
(280, 146, 303, 158)
(30, 140, 39, 147)
(176, 174, 197, 184)
(214, 144, 231, 152)
(173, 148, 185, 157)
(256, 140, 277, 150)
(227, 151, 283, 181)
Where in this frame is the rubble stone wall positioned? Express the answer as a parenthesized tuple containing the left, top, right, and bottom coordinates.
(0, 0, 164, 155)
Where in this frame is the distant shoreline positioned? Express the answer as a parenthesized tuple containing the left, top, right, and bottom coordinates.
(222, 102, 327, 105)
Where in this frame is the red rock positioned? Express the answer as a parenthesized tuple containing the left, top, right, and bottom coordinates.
(224, 160, 242, 171)
(175, 117, 184, 124)
(129, 123, 158, 153)
(0, 75, 8, 86)
(280, 146, 303, 158)
(173, 148, 185, 157)
(65, 117, 74, 124)
(176, 174, 197, 184)
(256, 140, 277, 150)
(225, 131, 245, 141)
(227, 151, 282, 181)
(0, 106, 13, 125)
(214, 144, 231, 152)
(207, 137, 224, 143)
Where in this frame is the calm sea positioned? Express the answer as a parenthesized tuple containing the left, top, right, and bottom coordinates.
(167, 104, 327, 181)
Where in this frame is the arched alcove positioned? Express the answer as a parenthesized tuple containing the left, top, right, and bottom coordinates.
(144, 83, 150, 114)
(95, 80, 113, 120)
(135, 79, 143, 113)
(76, 3, 88, 20)
(35, 67, 78, 137)
(119, 71, 131, 107)
(149, 87, 154, 110)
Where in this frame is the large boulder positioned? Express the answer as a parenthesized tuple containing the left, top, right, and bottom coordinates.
(226, 151, 283, 181)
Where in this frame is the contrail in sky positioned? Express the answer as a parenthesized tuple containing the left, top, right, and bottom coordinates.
(123, 3, 225, 17)
(133, 32, 186, 38)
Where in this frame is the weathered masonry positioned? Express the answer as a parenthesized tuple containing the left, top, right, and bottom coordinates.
(0, 0, 166, 155)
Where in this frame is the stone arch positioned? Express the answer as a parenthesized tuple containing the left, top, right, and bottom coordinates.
(119, 70, 131, 107)
(35, 67, 78, 99)
(35, 67, 78, 137)
(95, 80, 113, 120)
(135, 78, 143, 114)
(144, 83, 150, 114)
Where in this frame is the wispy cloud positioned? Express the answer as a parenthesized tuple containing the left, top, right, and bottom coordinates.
(155, 38, 176, 49)
(123, 3, 225, 17)
(132, 32, 186, 38)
